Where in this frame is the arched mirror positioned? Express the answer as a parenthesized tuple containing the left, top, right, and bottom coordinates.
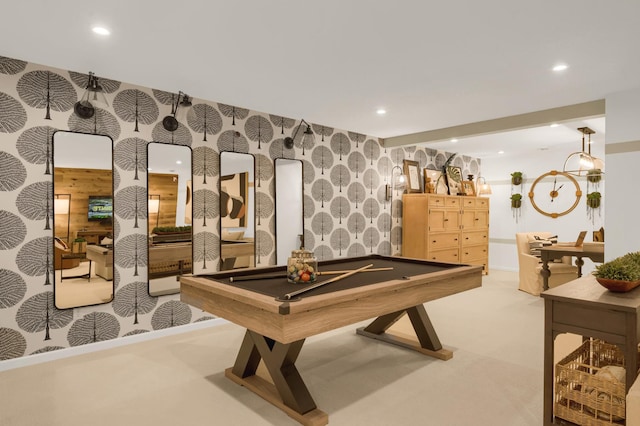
(220, 151, 255, 270)
(275, 158, 303, 264)
(53, 131, 114, 309)
(147, 142, 193, 296)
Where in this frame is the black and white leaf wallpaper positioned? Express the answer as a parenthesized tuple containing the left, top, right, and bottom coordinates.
(0, 55, 481, 361)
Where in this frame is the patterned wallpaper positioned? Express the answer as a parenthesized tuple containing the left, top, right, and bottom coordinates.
(0, 55, 481, 361)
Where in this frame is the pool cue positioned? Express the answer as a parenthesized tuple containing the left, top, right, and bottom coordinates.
(229, 272, 283, 282)
(282, 263, 373, 300)
(318, 267, 393, 276)
(229, 266, 393, 283)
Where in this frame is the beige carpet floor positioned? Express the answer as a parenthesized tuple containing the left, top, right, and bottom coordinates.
(0, 270, 579, 426)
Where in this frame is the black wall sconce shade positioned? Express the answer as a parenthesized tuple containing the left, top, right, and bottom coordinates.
(162, 91, 192, 132)
(74, 71, 108, 119)
(284, 119, 314, 149)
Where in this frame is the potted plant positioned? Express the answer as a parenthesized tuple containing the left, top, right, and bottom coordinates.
(72, 237, 87, 254)
(586, 191, 601, 208)
(511, 171, 523, 185)
(587, 168, 602, 183)
(593, 251, 640, 292)
(510, 193, 522, 208)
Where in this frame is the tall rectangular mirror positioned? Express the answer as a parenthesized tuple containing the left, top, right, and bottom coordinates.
(53, 131, 114, 309)
(275, 158, 303, 264)
(220, 152, 255, 270)
(147, 142, 193, 296)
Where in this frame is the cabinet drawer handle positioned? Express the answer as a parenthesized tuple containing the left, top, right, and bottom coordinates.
(444, 218, 448, 221)
(475, 218, 479, 221)
(432, 240, 437, 243)
(454, 238, 458, 241)
(465, 237, 469, 240)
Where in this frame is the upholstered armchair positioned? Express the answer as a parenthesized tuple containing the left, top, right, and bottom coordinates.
(515, 232, 578, 296)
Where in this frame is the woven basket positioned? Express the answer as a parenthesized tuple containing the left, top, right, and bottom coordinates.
(555, 340, 627, 425)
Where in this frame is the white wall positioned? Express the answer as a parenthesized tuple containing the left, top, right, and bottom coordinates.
(604, 88, 640, 260)
(482, 139, 605, 273)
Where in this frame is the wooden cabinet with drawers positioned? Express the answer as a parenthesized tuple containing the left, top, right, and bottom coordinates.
(402, 193, 489, 273)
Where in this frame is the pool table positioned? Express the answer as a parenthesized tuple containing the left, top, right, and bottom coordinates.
(181, 254, 482, 425)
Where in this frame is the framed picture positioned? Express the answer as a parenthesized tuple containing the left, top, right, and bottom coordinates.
(461, 180, 476, 196)
(403, 160, 421, 193)
(424, 168, 447, 194)
(445, 165, 463, 195)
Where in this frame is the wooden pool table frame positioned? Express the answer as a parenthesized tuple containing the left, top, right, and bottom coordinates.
(181, 255, 482, 425)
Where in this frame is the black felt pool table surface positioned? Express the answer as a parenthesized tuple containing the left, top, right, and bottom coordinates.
(196, 255, 463, 300)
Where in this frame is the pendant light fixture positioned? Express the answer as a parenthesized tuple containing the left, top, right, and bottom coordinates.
(74, 71, 109, 119)
(562, 127, 604, 176)
(162, 91, 192, 131)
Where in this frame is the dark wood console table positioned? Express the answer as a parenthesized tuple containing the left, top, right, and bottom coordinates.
(539, 245, 604, 291)
(541, 275, 640, 425)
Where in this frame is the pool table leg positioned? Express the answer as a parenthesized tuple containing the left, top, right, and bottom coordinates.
(356, 304, 453, 361)
(225, 330, 328, 426)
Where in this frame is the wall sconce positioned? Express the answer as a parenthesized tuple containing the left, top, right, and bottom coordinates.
(148, 195, 160, 230)
(54, 194, 71, 243)
(385, 165, 408, 200)
(162, 91, 192, 132)
(74, 71, 109, 119)
(283, 118, 314, 149)
(475, 176, 492, 196)
(563, 127, 604, 176)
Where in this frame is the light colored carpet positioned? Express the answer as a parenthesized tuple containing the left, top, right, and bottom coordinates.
(0, 270, 577, 426)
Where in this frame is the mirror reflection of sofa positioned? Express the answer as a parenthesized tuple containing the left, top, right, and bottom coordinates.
(515, 232, 578, 296)
(85, 245, 113, 280)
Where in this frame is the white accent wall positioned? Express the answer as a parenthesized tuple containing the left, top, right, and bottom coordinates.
(481, 138, 605, 274)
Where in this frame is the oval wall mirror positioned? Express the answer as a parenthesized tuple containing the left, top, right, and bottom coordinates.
(275, 158, 303, 264)
(219, 151, 255, 270)
(147, 142, 193, 296)
(53, 131, 114, 309)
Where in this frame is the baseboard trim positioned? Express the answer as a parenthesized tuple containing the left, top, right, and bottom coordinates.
(0, 318, 228, 373)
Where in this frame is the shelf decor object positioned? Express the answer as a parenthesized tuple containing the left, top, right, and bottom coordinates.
(593, 251, 640, 292)
(403, 159, 421, 193)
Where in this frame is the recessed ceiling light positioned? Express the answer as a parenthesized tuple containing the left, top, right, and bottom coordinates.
(147, 167, 152, 171)
(92, 26, 111, 36)
(176, 160, 182, 165)
(376, 108, 386, 115)
(450, 138, 458, 143)
(552, 64, 568, 72)
(498, 150, 505, 154)
(550, 123, 559, 128)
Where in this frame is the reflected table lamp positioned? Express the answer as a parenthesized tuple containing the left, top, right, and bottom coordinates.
(148, 195, 160, 230)
(54, 194, 71, 243)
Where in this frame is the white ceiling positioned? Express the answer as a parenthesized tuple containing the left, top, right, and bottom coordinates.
(3, 1, 639, 158)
